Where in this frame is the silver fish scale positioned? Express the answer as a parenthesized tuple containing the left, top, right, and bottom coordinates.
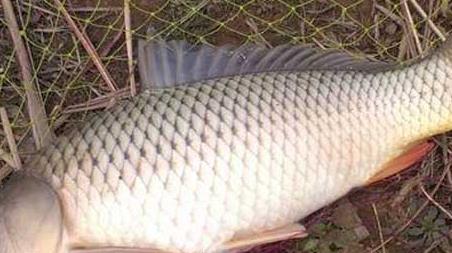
(30, 53, 452, 252)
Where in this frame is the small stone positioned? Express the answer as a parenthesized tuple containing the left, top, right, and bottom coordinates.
(354, 225, 370, 240)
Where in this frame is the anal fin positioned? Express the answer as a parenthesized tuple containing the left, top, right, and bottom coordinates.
(366, 141, 434, 185)
(217, 223, 307, 253)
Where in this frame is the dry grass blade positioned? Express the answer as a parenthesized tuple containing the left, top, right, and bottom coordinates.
(420, 184, 452, 219)
(423, 237, 448, 253)
(401, 0, 424, 57)
(0, 147, 15, 168)
(246, 18, 272, 48)
(372, 203, 387, 253)
(53, 0, 118, 92)
(64, 87, 131, 114)
(0, 165, 13, 182)
(0, 107, 22, 170)
(375, 4, 404, 26)
(124, 0, 137, 96)
(408, 0, 447, 41)
(2, 0, 54, 149)
(80, 24, 125, 80)
(70, 7, 123, 12)
(99, 24, 126, 58)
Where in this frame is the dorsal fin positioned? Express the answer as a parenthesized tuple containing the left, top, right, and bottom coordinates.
(137, 39, 391, 88)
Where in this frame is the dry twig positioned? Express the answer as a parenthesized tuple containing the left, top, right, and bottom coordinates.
(81, 23, 125, 77)
(420, 184, 452, 220)
(64, 87, 131, 114)
(375, 4, 404, 26)
(53, 0, 118, 92)
(0, 147, 15, 168)
(0, 107, 22, 170)
(423, 237, 448, 253)
(372, 203, 387, 253)
(2, 0, 54, 149)
(401, 0, 423, 57)
(70, 7, 123, 12)
(408, 0, 446, 41)
(246, 18, 272, 48)
(124, 0, 137, 96)
(0, 165, 13, 182)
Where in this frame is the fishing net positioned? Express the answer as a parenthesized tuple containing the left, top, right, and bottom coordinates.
(0, 0, 452, 251)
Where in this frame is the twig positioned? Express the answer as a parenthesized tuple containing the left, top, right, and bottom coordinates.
(124, 0, 136, 96)
(63, 87, 131, 114)
(447, 165, 452, 189)
(420, 184, 452, 220)
(99, 26, 126, 61)
(22, 1, 59, 16)
(401, 0, 423, 57)
(421, 0, 433, 49)
(437, 135, 452, 188)
(373, 12, 380, 41)
(0, 147, 15, 168)
(2, 0, 54, 149)
(0, 107, 22, 170)
(370, 160, 450, 252)
(398, 34, 409, 60)
(33, 27, 67, 33)
(312, 38, 327, 50)
(375, 4, 404, 26)
(408, 0, 446, 41)
(246, 18, 272, 48)
(81, 23, 125, 78)
(424, 236, 447, 253)
(372, 203, 387, 253)
(0, 165, 13, 182)
(69, 7, 123, 12)
(53, 0, 118, 92)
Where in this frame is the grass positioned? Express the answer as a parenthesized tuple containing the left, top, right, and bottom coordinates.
(1, 0, 452, 252)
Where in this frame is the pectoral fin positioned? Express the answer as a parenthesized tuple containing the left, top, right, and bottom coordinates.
(217, 223, 307, 253)
(366, 141, 434, 185)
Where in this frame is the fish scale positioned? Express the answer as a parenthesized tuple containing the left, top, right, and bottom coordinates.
(1, 39, 451, 253)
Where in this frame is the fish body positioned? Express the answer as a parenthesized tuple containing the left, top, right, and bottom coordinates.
(1, 38, 452, 253)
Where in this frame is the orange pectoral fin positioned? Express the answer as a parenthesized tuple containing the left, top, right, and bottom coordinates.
(366, 141, 435, 185)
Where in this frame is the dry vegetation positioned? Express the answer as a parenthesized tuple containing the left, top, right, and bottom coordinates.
(0, 0, 452, 252)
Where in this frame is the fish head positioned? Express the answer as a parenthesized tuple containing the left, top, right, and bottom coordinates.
(0, 175, 67, 253)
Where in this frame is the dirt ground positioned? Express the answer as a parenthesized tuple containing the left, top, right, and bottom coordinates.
(1, 0, 452, 252)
